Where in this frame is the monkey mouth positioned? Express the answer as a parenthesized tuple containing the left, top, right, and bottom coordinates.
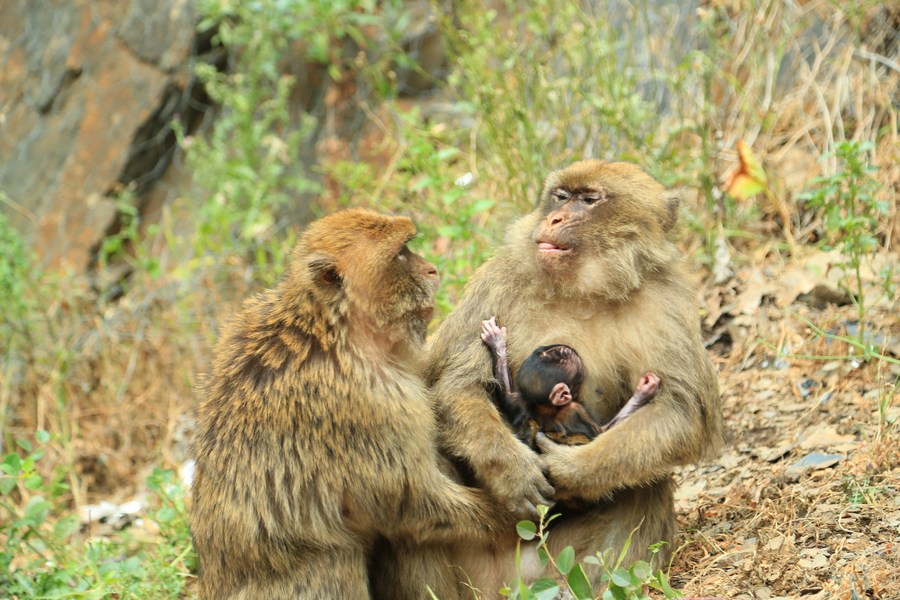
(537, 241, 573, 255)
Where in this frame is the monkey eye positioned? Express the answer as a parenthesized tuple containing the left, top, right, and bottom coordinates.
(396, 245, 410, 261)
(552, 189, 570, 202)
(582, 192, 604, 205)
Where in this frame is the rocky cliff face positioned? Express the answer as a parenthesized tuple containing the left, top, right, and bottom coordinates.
(0, 0, 198, 271)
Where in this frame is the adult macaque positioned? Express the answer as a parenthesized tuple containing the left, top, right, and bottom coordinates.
(191, 209, 516, 599)
(422, 160, 723, 595)
(480, 316, 660, 447)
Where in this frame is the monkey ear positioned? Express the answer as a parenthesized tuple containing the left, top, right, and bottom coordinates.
(661, 190, 683, 232)
(308, 256, 343, 289)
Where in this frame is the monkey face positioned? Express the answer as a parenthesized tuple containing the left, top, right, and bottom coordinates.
(517, 344, 584, 406)
(530, 160, 680, 299)
(290, 209, 439, 344)
(371, 241, 439, 338)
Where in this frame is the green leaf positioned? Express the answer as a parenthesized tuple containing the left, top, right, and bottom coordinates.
(537, 545, 551, 569)
(471, 198, 496, 213)
(614, 535, 632, 569)
(24, 496, 52, 525)
(156, 506, 177, 523)
(567, 564, 594, 600)
(435, 147, 461, 162)
(2, 453, 22, 475)
(36, 430, 50, 444)
(650, 569, 681, 598)
(516, 520, 537, 541)
(610, 567, 632, 588)
(631, 560, 652, 581)
(24, 474, 43, 490)
(0, 476, 16, 495)
(54, 514, 80, 538)
(410, 176, 434, 191)
(437, 224, 463, 239)
(16, 438, 32, 452)
(556, 546, 575, 574)
(531, 578, 560, 600)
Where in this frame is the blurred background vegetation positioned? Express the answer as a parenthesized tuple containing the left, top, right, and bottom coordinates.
(1, 0, 896, 597)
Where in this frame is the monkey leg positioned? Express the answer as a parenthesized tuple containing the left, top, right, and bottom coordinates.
(547, 477, 676, 586)
(371, 540, 470, 600)
(200, 549, 371, 600)
(439, 477, 676, 599)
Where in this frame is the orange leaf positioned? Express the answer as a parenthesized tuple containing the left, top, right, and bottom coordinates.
(725, 140, 767, 200)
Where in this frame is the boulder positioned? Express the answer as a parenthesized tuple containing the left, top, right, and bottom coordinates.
(0, 0, 195, 271)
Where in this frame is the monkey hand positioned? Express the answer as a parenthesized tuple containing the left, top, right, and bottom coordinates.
(483, 443, 555, 520)
(480, 316, 507, 355)
(535, 433, 585, 504)
(634, 372, 661, 402)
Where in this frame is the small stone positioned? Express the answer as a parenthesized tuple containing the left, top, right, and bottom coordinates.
(784, 452, 844, 481)
(765, 535, 785, 551)
(798, 552, 828, 569)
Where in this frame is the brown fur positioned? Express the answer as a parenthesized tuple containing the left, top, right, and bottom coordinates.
(416, 161, 723, 596)
(190, 208, 514, 600)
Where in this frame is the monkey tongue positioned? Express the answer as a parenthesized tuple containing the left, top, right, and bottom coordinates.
(538, 242, 571, 254)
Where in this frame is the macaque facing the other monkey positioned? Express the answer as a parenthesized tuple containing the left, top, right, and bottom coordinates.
(480, 317, 660, 447)
(191, 209, 517, 600)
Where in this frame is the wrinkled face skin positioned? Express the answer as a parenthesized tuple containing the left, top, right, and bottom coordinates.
(529, 160, 677, 300)
(374, 240, 440, 339)
(342, 224, 440, 344)
(294, 210, 440, 345)
(533, 185, 608, 270)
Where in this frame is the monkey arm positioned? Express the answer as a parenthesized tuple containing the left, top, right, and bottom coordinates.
(538, 358, 719, 503)
(433, 376, 555, 518)
(429, 308, 555, 518)
(371, 463, 518, 545)
(426, 255, 558, 518)
(599, 372, 660, 433)
(480, 317, 529, 424)
(481, 317, 514, 396)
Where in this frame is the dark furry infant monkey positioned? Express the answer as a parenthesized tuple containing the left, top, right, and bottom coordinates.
(481, 316, 660, 447)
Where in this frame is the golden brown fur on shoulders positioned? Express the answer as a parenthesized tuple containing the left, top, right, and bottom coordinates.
(192, 208, 514, 600)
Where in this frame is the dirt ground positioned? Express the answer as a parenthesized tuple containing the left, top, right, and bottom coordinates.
(669, 248, 899, 599)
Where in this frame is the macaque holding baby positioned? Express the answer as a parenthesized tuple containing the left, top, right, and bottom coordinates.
(481, 317, 660, 447)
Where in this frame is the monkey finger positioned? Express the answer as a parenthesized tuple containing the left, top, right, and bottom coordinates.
(530, 492, 556, 512)
(531, 468, 556, 499)
(534, 432, 560, 455)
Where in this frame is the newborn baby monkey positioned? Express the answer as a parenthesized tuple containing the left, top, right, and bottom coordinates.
(481, 317, 660, 447)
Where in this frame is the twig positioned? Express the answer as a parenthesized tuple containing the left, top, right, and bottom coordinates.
(851, 48, 900, 74)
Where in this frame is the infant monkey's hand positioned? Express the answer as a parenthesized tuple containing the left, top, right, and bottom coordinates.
(633, 372, 661, 403)
(480, 317, 507, 354)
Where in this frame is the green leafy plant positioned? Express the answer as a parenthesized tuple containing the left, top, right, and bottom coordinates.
(587, 539, 679, 600)
(507, 506, 681, 600)
(798, 140, 887, 347)
(0, 433, 194, 598)
(145, 467, 196, 574)
(0, 205, 36, 350)
(439, 0, 662, 205)
(1, 430, 80, 596)
(351, 107, 498, 316)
